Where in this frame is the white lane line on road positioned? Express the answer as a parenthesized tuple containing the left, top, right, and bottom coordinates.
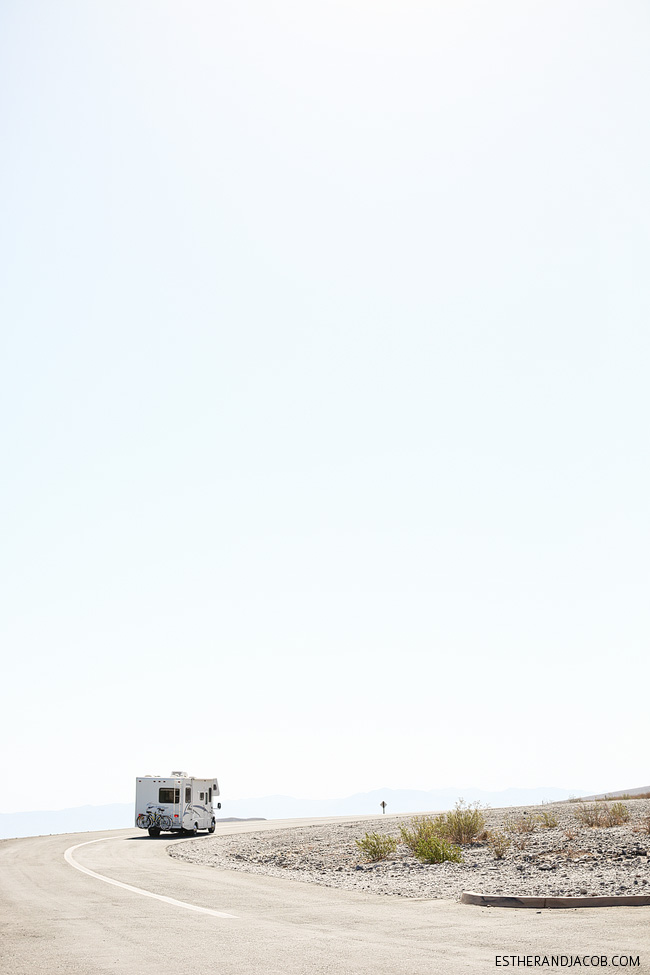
(64, 837, 238, 919)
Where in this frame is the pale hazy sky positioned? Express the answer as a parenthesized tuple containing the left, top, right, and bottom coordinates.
(2, 1, 649, 813)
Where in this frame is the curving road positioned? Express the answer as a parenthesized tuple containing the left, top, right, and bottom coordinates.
(1, 818, 648, 974)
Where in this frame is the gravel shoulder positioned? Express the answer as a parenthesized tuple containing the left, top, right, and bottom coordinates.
(169, 800, 650, 900)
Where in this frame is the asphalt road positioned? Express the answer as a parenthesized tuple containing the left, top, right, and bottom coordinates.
(1, 817, 648, 975)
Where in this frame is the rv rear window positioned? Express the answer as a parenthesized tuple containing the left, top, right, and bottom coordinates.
(159, 788, 180, 804)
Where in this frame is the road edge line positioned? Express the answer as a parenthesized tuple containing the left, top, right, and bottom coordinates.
(64, 836, 238, 919)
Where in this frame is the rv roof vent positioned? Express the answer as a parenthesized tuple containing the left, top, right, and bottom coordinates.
(171, 770, 188, 777)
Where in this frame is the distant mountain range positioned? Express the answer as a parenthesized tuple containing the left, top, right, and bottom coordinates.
(213, 785, 581, 821)
(0, 785, 590, 840)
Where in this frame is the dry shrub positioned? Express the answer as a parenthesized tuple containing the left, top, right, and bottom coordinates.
(441, 800, 486, 845)
(536, 811, 558, 829)
(355, 832, 398, 862)
(487, 829, 511, 860)
(412, 835, 463, 864)
(509, 814, 536, 834)
(574, 802, 630, 828)
(574, 803, 606, 827)
(603, 802, 630, 826)
(399, 818, 463, 863)
(403, 802, 485, 847)
(399, 816, 443, 850)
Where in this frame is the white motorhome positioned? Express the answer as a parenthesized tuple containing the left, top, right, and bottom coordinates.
(135, 771, 221, 837)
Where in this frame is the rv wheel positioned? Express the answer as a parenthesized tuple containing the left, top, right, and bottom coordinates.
(148, 827, 161, 837)
(192, 822, 199, 836)
(208, 820, 215, 834)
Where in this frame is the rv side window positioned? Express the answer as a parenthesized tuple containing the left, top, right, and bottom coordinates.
(185, 787, 191, 803)
(200, 792, 204, 801)
(209, 788, 212, 802)
(159, 788, 180, 804)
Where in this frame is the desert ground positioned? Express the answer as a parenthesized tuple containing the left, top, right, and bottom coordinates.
(171, 798, 650, 900)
